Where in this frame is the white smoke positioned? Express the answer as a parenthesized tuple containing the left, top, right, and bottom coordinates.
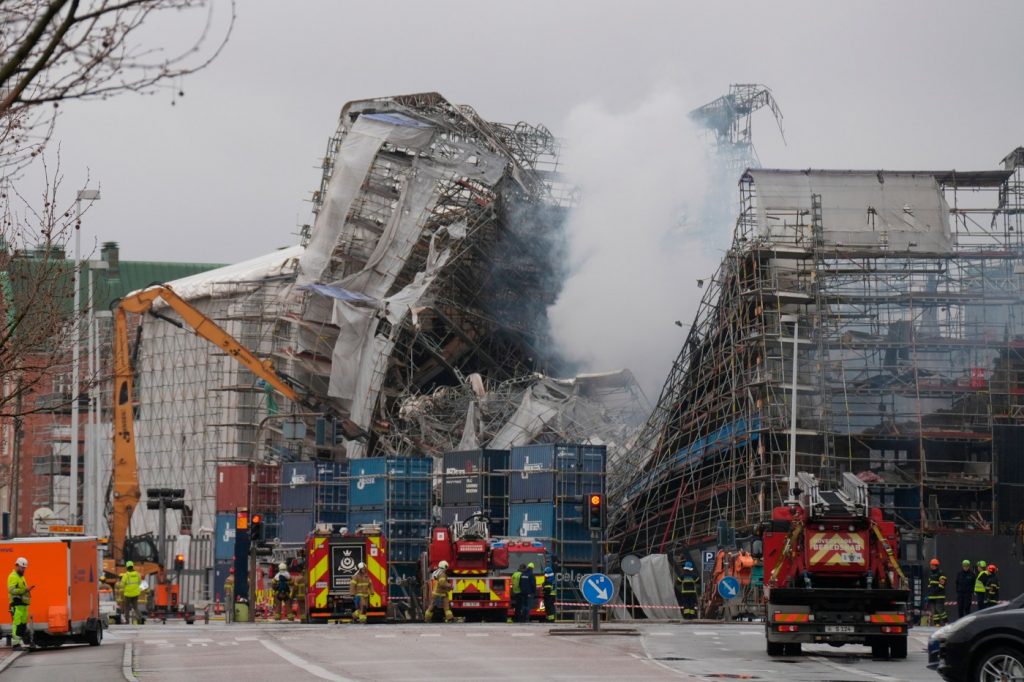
(549, 89, 733, 400)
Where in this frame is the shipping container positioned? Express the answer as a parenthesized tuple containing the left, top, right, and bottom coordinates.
(216, 464, 250, 513)
(441, 472, 509, 506)
(348, 509, 387, 530)
(214, 512, 237, 562)
(388, 540, 428, 563)
(349, 457, 432, 509)
(510, 472, 555, 502)
(280, 461, 349, 511)
(440, 503, 508, 534)
(579, 445, 607, 473)
(508, 501, 590, 542)
(442, 449, 509, 475)
(553, 541, 593, 564)
(217, 463, 281, 513)
(280, 511, 315, 544)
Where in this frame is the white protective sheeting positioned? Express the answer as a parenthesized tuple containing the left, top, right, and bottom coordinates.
(488, 381, 567, 449)
(750, 170, 952, 253)
(297, 116, 435, 286)
(625, 554, 683, 621)
(158, 245, 303, 300)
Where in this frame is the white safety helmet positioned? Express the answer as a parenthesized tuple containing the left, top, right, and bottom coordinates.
(438, 560, 449, 570)
(15, 557, 27, 569)
(357, 562, 366, 570)
(278, 562, 287, 571)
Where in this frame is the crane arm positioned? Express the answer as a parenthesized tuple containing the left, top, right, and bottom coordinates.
(110, 284, 305, 562)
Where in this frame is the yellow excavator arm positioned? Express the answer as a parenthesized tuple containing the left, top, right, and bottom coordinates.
(110, 284, 302, 562)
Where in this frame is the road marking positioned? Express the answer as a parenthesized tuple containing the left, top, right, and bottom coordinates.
(374, 634, 396, 638)
(235, 636, 260, 641)
(260, 639, 356, 682)
(217, 641, 239, 646)
(143, 639, 169, 645)
(649, 632, 674, 636)
(466, 632, 489, 637)
(122, 642, 140, 682)
(189, 638, 214, 643)
(186, 642, 208, 647)
(694, 631, 718, 636)
(809, 655, 899, 681)
(510, 633, 535, 637)
(420, 633, 442, 637)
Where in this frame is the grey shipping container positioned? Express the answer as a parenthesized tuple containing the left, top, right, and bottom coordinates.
(442, 449, 509, 475)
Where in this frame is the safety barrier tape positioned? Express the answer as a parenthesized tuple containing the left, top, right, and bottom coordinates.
(555, 601, 684, 609)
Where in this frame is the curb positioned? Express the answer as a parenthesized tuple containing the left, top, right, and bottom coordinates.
(122, 641, 139, 682)
(0, 650, 23, 674)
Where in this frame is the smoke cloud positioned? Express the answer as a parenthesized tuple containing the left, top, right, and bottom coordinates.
(548, 89, 733, 400)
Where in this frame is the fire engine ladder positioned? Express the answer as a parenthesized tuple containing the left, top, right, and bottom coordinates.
(797, 472, 868, 517)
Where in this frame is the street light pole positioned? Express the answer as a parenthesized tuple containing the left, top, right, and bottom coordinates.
(781, 313, 800, 502)
(71, 189, 100, 525)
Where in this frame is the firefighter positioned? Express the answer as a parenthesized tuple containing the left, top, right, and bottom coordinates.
(424, 560, 453, 623)
(955, 559, 974, 620)
(925, 558, 948, 626)
(349, 563, 374, 623)
(541, 568, 556, 622)
(223, 568, 235, 624)
(974, 560, 990, 611)
(508, 564, 525, 624)
(273, 562, 292, 621)
(520, 562, 537, 623)
(120, 561, 143, 625)
(986, 564, 1000, 604)
(7, 557, 32, 650)
(677, 561, 699, 620)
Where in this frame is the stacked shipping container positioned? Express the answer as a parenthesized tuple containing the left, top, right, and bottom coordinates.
(439, 449, 510, 536)
(279, 461, 349, 543)
(509, 443, 606, 608)
(348, 457, 433, 596)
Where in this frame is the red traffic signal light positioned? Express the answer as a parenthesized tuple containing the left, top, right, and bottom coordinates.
(251, 513, 262, 525)
(174, 554, 185, 571)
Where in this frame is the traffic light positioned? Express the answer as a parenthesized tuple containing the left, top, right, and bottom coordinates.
(251, 513, 264, 543)
(174, 554, 185, 571)
(588, 493, 604, 529)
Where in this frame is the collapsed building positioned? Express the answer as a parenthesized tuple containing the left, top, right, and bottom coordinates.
(611, 149, 1024, 579)
(110, 93, 645, 594)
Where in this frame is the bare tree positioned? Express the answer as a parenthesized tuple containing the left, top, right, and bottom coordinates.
(0, 0, 234, 417)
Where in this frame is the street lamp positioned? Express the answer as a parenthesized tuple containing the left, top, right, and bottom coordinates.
(71, 189, 100, 525)
(83, 259, 108, 535)
(781, 313, 800, 502)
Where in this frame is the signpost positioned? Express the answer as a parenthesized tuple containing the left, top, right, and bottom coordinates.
(582, 573, 614, 605)
(717, 575, 740, 601)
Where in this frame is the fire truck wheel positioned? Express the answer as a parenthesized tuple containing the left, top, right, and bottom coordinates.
(783, 643, 802, 656)
(766, 639, 785, 656)
(871, 642, 889, 659)
(889, 637, 907, 659)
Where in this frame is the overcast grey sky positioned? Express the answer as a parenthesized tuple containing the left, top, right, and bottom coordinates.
(44, 0, 1022, 266)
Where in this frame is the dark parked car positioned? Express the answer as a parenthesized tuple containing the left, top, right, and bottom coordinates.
(929, 593, 1024, 682)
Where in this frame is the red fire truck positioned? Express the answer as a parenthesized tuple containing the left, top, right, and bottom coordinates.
(424, 514, 549, 621)
(760, 472, 910, 658)
(304, 525, 389, 623)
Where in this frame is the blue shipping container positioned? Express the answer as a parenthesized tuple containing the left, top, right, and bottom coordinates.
(509, 502, 555, 539)
(554, 541, 592, 564)
(510, 472, 554, 502)
(389, 539, 428, 563)
(580, 445, 607, 474)
(281, 461, 349, 511)
(280, 511, 314, 543)
(349, 457, 432, 508)
(348, 509, 387, 530)
(442, 449, 509, 475)
(215, 513, 237, 562)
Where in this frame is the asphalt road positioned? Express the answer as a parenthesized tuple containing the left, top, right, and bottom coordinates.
(0, 621, 942, 682)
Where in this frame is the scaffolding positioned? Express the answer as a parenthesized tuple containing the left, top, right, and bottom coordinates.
(611, 150, 1024, 559)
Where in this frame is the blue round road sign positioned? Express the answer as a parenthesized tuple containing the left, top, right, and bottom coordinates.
(581, 573, 615, 605)
(717, 575, 740, 600)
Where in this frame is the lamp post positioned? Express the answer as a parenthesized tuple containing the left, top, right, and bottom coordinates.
(84, 260, 108, 534)
(72, 189, 100, 525)
(781, 313, 800, 502)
